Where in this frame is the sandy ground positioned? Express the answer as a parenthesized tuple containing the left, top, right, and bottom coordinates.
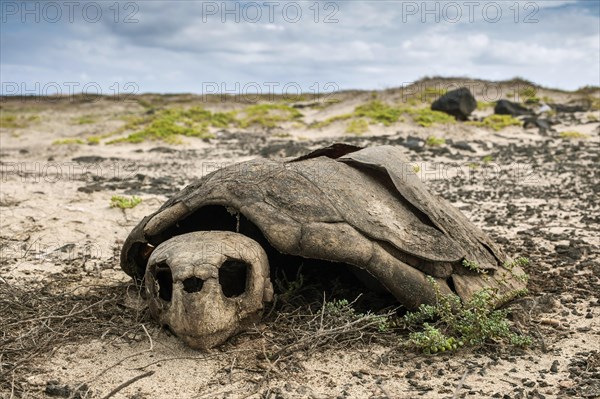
(1, 79, 599, 399)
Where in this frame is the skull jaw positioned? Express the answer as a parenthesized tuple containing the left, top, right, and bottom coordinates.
(147, 285, 265, 351)
(157, 311, 263, 350)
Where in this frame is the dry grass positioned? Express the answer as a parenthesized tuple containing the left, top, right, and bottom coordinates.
(257, 296, 398, 362)
(0, 277, 150, 397)
(247, 267, 401, 364)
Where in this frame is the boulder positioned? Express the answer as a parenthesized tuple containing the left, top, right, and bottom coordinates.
(431, 88, 477, 121)
(495, 100, 532, 117)
(551, 104, 588, 113)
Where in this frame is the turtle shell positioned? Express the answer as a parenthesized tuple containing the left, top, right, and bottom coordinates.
(120, 144, 526, 309)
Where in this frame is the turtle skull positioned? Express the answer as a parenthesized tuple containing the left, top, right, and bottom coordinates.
(145, 231, 273, 350)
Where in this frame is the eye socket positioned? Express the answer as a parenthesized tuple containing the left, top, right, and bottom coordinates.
(154, 262, 173, 302)
(219, 260, 249, 298)
(183, 277, 205, 293)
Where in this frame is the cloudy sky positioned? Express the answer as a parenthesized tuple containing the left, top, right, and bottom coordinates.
(1, 0, 599, 95)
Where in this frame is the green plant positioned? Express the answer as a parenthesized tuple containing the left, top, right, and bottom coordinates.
(408, 323, 462, 354)
(346, 118, 369, 135)
(502, 257, 530, 284)
(477, 101, 494, 110)
(404, 278, 531, 354)
(482, 155, 494, 164)
(406, 108, 455, 127)
(75, 116, 96, 125)
(503, 257, 530, 271)
(237, 103, 302, 129)
(52, 138, 85, 145)
(311, 114, 353, 129)
(519, 86, 537, 100)
(462, 259, 487, 274)
(468, 114, 521, 131)
(398, 97, 423, 107)
(108, 107, 223, 144)
(425, 136, 446, 147)
(1, 114, 40, 129)
(110, 195, 142, 209)
(354, 101, 404, 126)
(559, 131, 589, 140)
(87, 136, 101, 145)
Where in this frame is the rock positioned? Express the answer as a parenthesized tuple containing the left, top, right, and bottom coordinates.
(450, 140, 476, 152)
(149, 147, 178, 153)
(495, 100, 533, 117)
(551, 104, 588, 113)
(431, 87, 477, 121)
(402, 136, 424, 151)
(45, 381, 88, 399)
(45, 382, 70, 398)
(540, 318, 560, 328)
(523, 117, 553, 134)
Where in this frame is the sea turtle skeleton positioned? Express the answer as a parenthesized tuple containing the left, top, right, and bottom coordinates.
(121, 144, 526, 349)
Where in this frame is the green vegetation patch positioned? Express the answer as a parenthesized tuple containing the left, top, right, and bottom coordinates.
(354, 101, 404, 126)
(1, 114, 40, 129)
(311, 114, 353, 129)
(559, 131, 589, 140)
(74, 116, 96, 125)
(477, 101, 494, 110)
(404, 277, 531, 354)
(52, 138, 85, 145)
(587, 113, 599, 122)
(237, 103, 303, 129)
(462, 259, 487, 274)
(404, 108, 455, 127)
(110, 195, 142, 209)
(425, 136, 446, 147)
(502, 257, 530, 284)
(519, 86, 538, 101)
(311, 101, 456, 131)
(108, 107, 227, 144)
(345, 118, 369, 135)
(468, 114, 521, 131)
(87, 136, 101, 145)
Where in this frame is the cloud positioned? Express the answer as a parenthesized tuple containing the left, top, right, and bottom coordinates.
(0, 0, 598, 94)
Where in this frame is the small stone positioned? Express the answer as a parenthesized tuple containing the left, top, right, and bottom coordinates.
(559, 380, 574, 388)
(351, 371, 364, 380)
(550, 360, 559, 373)
(539, 318, 560, 328)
